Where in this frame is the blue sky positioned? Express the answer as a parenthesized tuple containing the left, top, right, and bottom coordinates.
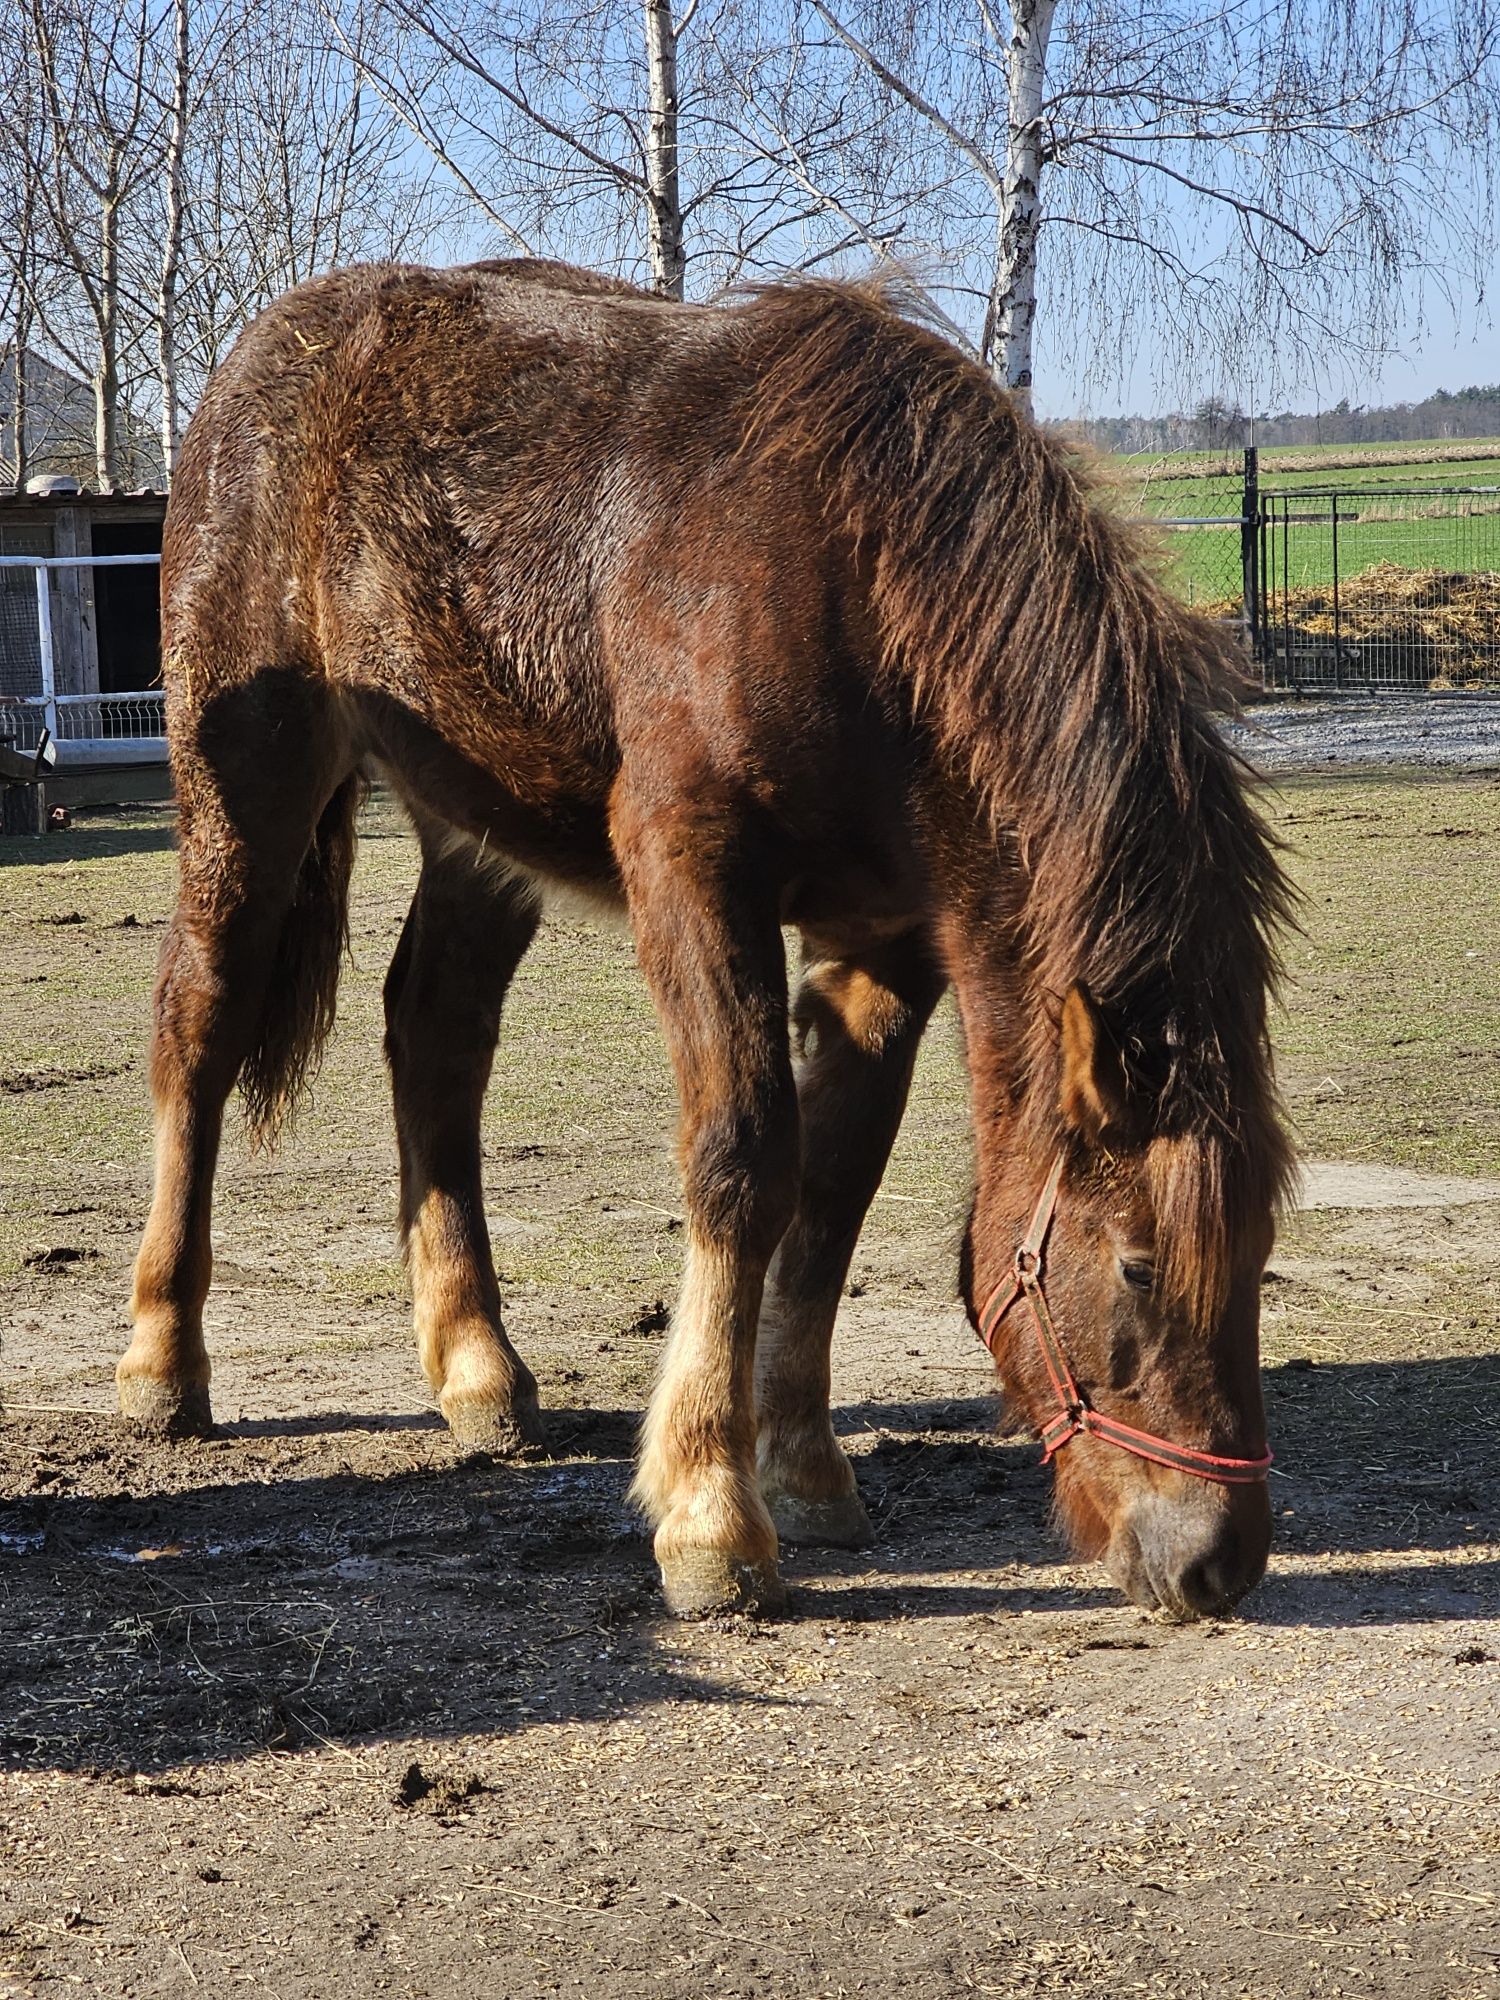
(1048, 257, 1500, 421)
(433, 183, 1500, 420)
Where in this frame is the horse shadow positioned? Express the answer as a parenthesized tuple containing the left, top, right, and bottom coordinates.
(0, 1353, 1494, 1774)
(0, 803, 178, 869)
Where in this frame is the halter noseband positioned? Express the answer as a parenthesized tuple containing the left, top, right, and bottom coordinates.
(975, 1152, 1273, 1486)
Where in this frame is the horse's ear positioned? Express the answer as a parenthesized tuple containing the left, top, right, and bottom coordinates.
(1059, 982, 1129, 1141)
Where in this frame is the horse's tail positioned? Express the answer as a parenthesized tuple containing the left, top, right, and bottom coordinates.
(239, 771, 364, 1146)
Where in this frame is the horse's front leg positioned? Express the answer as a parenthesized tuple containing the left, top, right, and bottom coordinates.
(619, 808, 800, 1616)
(755, 935, 944, 1545)
(384, 835, 544, 1452)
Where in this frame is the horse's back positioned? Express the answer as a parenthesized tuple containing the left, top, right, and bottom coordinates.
(169, 257, 697, 563)
(162, 260, 919, 916)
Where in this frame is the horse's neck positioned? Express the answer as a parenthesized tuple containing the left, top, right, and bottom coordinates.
(938, 877, 1050, 1189)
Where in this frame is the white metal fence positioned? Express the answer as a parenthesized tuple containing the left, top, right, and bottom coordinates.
(0, 551, 164, 765)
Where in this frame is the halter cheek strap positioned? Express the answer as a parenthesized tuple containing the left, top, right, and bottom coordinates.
(975, 1152, 1273, 1487)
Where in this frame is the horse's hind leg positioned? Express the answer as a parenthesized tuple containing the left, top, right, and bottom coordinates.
(755, 934, 944, 1545)
(121, 685, 356, 1436)
(384, 835, 544, 1452)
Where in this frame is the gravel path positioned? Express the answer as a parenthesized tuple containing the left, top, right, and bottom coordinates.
(1227, 694, 1500, 770)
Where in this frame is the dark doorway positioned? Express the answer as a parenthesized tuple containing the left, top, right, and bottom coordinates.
(92, 520, 162, 692)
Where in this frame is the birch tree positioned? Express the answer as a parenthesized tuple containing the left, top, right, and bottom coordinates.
(0, 0, 450, 484)
(803, 1, 1500, 408)
(337, 0, 678, 284)
(156, 0, 190, 478)
(643, 0, 686, 294)
(988, 0, 1052, 399)
(22, 0, 164, 488)
(336, 0, 883, 294)
(0, 19, 46, 489)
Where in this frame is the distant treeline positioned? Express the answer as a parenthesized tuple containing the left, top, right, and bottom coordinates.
(1063, 386, 1500, 455)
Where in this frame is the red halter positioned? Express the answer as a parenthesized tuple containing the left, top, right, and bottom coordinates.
(975, 1152, 1273, 1486)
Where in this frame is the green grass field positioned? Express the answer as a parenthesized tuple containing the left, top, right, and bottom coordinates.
(1100, 440, 1500, 606)
(1156, 509, 1500, 607)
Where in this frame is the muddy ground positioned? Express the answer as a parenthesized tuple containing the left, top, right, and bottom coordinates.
(2, 772, 1498, 1998)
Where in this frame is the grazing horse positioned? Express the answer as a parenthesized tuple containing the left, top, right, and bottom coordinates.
(121, 259, 1295, 1620)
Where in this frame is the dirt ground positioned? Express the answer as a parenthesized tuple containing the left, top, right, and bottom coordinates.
(2, 772, 1498, 1999)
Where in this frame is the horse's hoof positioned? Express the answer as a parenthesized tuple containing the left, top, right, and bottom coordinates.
(658, 1549, 788, 1619)
(116, 1375, 213, 1440)
(765, 1488, 875, 1549)
(443, 1388, 547, 1456)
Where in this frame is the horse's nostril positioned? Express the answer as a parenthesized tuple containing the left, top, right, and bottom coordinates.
(1113, 1490, 1270, 1620)
(1178, 1556, 1233, 1614)
(1106, 1525, 1163, 1610)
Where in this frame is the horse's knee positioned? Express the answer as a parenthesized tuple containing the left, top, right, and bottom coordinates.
(680, 1086, 800, 1261)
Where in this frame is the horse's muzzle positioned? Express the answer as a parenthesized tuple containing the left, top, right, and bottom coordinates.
(1108, 1483, 1272, 1620)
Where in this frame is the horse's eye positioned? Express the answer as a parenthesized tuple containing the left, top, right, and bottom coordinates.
(1120, 1259, 1155, 1293)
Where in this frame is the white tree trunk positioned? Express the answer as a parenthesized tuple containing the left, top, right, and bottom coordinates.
(987, 0, 1056, 409)
(10, 312, 30, 492)
(644, 0, 686, 298)
(158, 0, 189, 483)
(8, 176, 35, 491)
(96, 179, 121, 491)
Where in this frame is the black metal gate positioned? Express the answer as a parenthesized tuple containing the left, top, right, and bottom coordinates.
(1254, 484, 1500, 691)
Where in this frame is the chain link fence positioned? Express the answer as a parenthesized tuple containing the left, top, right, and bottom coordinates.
(1110, 455, 1252, 613)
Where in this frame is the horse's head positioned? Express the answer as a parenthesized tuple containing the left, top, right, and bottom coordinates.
(965, 983, 1279, 1620)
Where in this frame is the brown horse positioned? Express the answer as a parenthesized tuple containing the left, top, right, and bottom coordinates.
(120, 258, 1295, 1621)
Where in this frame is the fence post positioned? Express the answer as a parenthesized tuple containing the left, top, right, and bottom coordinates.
(1241, 445, 1260, 664)
(34, 563, 58, 745)
(1331, 491, 1342, 690)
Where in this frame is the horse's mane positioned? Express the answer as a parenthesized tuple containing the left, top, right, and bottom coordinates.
(737, 277, 1298, 1325)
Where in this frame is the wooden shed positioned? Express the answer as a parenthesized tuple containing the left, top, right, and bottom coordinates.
(0, 483, 167, 775)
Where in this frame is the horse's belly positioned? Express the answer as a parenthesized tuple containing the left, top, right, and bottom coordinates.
(349, 683, 621, 897)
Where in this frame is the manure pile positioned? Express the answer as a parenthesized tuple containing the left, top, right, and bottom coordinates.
(1215, 561, 1500, 685)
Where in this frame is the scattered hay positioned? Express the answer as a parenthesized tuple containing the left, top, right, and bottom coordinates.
(1211, 562, 1500, 685)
